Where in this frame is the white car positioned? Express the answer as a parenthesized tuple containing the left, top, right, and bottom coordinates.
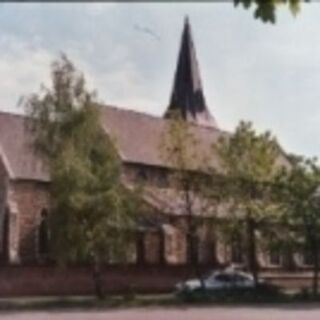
(176, 270, 256, 293)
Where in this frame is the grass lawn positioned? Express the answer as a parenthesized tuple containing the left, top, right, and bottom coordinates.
(0, 294, 178, 311)
(1, 290, 320, 311)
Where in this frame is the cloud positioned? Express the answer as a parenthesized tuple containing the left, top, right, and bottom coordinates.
(0, 3, 320, 158)
(0, 29, 159, 117)
(0, 35, 53, 113)
(84, 3, 116, 16)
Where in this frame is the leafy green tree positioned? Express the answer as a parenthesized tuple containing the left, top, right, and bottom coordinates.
(234, 0, 307, 24)
(160, 112, 217, 285)
(276, 156, 320, 296)
(215, 121, 281, 287)
(23, 55, 139, 299)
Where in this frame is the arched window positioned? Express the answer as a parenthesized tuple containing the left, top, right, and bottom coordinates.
(303, 245, 313, 266)
(137, 168, 148, 182)
(157, 170, 169, 188)
(136, 231, 145, 265)
(2, 207, 9, 262)
(231, 233, 244, 264)
(269, 247, 281, 265)
(38, 209, 49, 257)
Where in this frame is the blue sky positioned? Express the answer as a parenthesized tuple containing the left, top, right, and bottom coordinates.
(0, 2, 320, 158)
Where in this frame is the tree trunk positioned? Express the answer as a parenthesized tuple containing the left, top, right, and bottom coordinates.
(312, 241, 319, 297)
(187, 232, 199, 264)
(186, 217, 206, 291)
(136, 231, 146, 265)
(184, 187, 205, 291)
(247, 216, 258, 288)
(159, 229, 166, 265)
(92, 257, 105, 300)
(192, 234, 206, 291)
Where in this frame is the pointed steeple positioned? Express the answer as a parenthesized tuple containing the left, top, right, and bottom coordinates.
(165, 17, 217, 128)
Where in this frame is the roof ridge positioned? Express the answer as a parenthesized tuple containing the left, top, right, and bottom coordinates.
(0, 110, 26, 119)
(101, 104, 228, 135)
(101, 104, 163, 121)
(0, 105, 228, 136)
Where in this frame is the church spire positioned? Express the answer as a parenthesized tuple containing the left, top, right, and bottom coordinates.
(165, 17, 217, 127)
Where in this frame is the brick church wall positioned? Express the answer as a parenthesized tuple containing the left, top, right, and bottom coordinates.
(164, 223, 187, 264)
(9, 180, 49, 263)
(1, 162, 296, 269)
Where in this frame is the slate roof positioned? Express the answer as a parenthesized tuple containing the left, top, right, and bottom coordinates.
(100, 105, 226, 170)
(0, 105, 227, 182)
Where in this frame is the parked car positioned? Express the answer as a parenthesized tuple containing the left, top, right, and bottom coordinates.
(176, 269, 255, 293)
(175, 268, 280, 298)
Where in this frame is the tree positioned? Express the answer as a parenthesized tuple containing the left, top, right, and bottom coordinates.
(275, 156, 320, 296)
(160, 112, 217, 286)
(234, 0, 307, 24)
(23, 55, 139, 299)
(214, 121, 281, 287)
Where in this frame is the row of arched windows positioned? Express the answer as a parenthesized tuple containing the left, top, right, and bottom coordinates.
(1, 207, 317, 266)
(229, 240, 316, 267)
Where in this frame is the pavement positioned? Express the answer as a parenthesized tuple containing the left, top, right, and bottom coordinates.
(2, 305, 320, 320)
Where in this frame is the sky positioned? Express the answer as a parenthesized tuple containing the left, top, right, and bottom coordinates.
(0, 2, 320, 158)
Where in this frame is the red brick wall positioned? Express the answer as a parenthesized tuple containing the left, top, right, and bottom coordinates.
(0, 265, 199, 297)
(0, 265, 316, 297)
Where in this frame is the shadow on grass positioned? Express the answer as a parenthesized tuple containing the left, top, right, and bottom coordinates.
(0, 294, 180, 313)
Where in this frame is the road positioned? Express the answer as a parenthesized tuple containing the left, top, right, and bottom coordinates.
(1, 305, 320, 320)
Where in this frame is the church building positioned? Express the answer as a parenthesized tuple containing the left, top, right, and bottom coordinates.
(0, 18, 308, 269)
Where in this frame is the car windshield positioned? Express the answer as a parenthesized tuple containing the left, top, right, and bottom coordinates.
(215, 273, 233, 282)
(233, 274, 249, 282)
(206, 271, 251, 283)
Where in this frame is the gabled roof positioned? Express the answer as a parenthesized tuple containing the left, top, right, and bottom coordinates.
(0, 111, 49, 181)
(0, 105, 227, 182)
(100, 105, 225, 170)
(165, 17, 217, 128)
